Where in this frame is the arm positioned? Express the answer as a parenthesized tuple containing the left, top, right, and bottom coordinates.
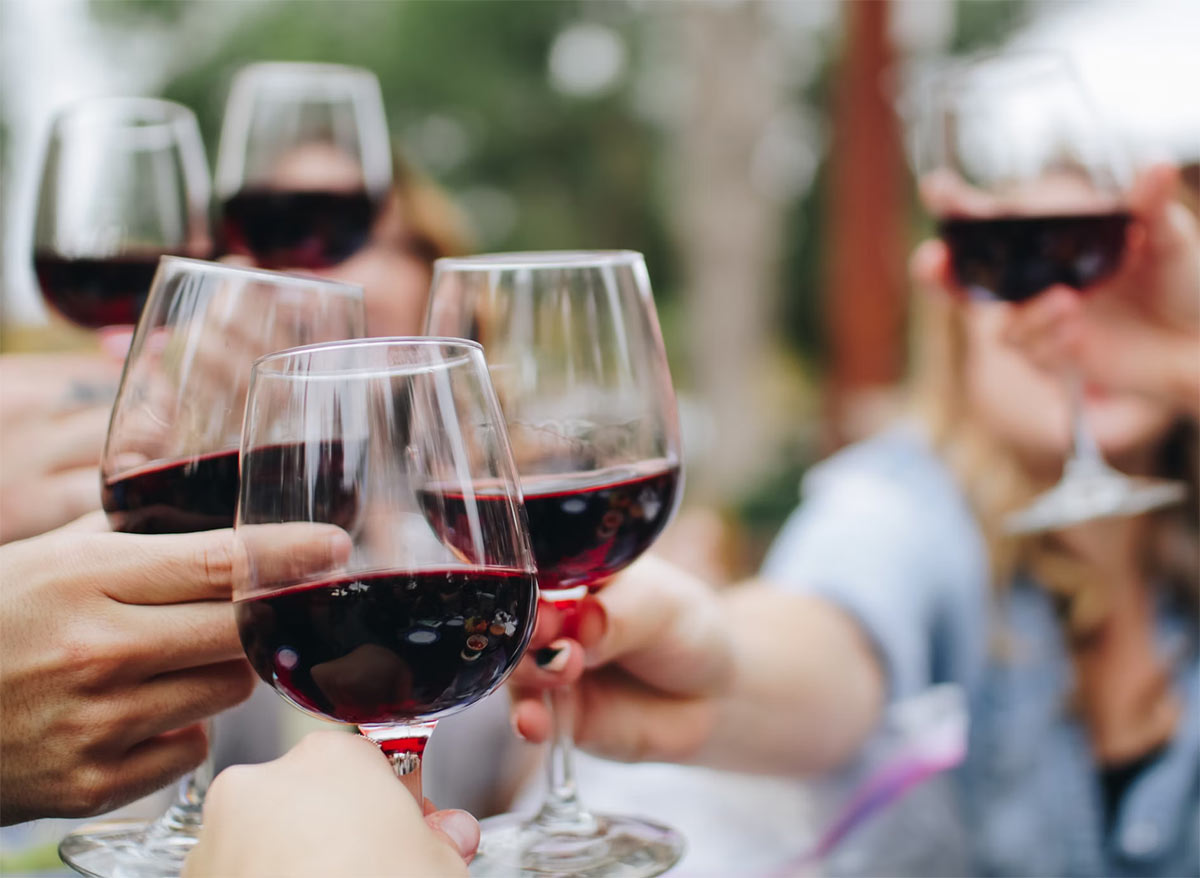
(510, 557, 884, 777)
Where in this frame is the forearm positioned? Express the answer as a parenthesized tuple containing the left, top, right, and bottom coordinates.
(691, 584, 885, 776)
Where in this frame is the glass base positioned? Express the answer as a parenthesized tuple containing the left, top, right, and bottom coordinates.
(469, 810, 684, 878)
(59, 816, 199, 878)
(1006, 471, 1186, 534)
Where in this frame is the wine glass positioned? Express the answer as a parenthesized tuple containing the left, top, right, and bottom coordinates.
(214, 62, 392, 269)
(920, 52, 1185, 533)
(59, 258, 365, 878)
(233, 337, 538, 807)
(425, 251, 685, 877)
(33, 98, 211, 331)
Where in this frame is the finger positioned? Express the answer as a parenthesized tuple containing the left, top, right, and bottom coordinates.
(59, 510, 111, 534)
(111, 660, 256, 745)
(424, 809, 481, 864)
(0, 468, 101, 542)
(507, 638, 584, 690)
(528, 598, 563, 649)
(1001, 286, 1080, 347)
(124, 601, 248, 675)
(86, 524, 350, 605)
(508, 691, 552, 743)
(75, 724, 208, 818)
(41, 406, 110, 472)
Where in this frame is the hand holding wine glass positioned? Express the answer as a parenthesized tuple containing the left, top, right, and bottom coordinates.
(0, 521, 346, 825)
(183, 732, 478, 877)
(918, 52, 1186, 532)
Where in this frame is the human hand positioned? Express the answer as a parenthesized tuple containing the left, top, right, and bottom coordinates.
(184, 731, 479, 878)
(508, 556, 734, 764)
(914, 164, 1200, 415)
(0, 522, 349, 824)
(0, 352, 122, 543)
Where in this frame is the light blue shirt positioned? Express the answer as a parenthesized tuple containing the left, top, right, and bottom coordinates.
(762, 428, 1199, 877)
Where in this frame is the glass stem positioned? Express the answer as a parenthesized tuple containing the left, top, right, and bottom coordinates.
(532, 684, 598, 834)
(146, 721, 214, 839)
(1064, 369, 1109, 478)
(361, 721, 436, 805)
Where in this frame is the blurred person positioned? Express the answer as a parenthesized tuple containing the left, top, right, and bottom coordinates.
(185, 731, 478, 877)
(0, 517, 346, 824)
(0, 351, 122, 543)
(508, 164, 1199, 877)
(226, 143, 471, 336)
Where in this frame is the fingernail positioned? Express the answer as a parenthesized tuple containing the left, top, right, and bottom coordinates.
(535, 639, 571, 672)
(436, 809, 480, 859)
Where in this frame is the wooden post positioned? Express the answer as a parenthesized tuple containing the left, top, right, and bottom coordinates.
(825, 0, 907, 447)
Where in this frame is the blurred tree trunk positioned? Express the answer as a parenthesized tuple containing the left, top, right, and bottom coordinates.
(668, 0, 786, 505)
(825, 0, 906, 446)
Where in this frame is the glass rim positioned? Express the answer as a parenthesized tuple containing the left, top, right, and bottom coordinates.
(156, 257, 365, 297)
(53, 96, 196, 129)
(251, 336, 486, 376)
(232, 60, 381, 86)
(434, 250, 645, 272)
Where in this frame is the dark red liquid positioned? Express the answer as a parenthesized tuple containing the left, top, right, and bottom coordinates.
(102, 449, 240, 534)
(33, 252, 167, 328)
(938, 212, 1130, 304)
(235, 568, 536, 724)
(104, 441, 357, 535)
(220, 189, 378, 269)
(422, 463, 681, 593)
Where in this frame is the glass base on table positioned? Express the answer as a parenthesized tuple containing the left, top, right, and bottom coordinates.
(59, 814, 199, 878)
(469, 810, 684, 878)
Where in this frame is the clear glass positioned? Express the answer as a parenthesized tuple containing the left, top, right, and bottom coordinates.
(426, 251, 685, 877)
(919, 52, 1185, 533)
(59, 258, 364, 878)
(214, 62, 392, 269)
(32, 98, 211, 330)
(233, 338, 538, 807)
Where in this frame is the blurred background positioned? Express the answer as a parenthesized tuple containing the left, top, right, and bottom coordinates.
(3, 0, 1197, 576)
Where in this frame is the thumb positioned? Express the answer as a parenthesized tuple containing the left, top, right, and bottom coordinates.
(1128, 163, 1182, 254)
(423, 809, 480, 863)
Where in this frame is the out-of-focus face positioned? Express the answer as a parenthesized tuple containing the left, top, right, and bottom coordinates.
(962, 302, 1176, 476)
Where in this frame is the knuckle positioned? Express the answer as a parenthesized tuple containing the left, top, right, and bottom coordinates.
(196, 537, 235, 592)
(61, 762, 118, 818)
(57, 622, 127, 689)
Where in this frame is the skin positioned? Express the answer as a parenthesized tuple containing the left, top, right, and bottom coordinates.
(0, 353, 123, 543)
(508, 164, 1198, 777)
(0, 518, 349, 824)
(185, 731, 478, 878)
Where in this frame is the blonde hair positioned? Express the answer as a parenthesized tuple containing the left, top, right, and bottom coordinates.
(908, 288, 1198, 647)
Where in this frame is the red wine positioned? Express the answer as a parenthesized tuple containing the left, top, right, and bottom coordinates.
(220, 189, 377, 269)
(938, 212, 1130, 303)
(422, 463, 681, 594)
(102, 449, 240, 534)
(235, 568, 537, 724)
(33, 252, 166, 328)
(104, 441, 358, 535)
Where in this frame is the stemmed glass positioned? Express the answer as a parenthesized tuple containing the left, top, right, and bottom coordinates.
(426, 251, 685, 877)
(233, 338, 538, 806)
(921, 52, 1185, 533)
(214, 62, 392, 269)
(59, 258, 364, 878)
(33, 98, 211, 330)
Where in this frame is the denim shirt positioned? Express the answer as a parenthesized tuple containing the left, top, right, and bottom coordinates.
(762, 428, 1200, 877)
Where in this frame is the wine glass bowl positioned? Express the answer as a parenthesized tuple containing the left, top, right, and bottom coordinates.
(32, 98, 211, 329)
(215, 62, 392, 269)
(426, 251, 685, 877)
(234, 337, 537, 796)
